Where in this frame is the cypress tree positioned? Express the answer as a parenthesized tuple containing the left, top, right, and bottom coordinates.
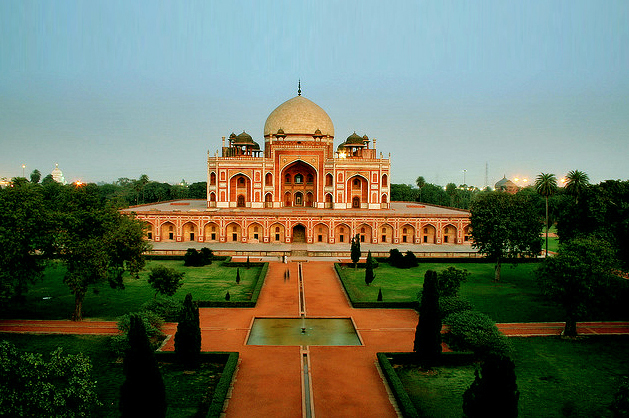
(120, 314, 166, 418)
(413, 270, 442, 366)
(174, 293, 202, 367)
(236, 268, 241, 284)
(377, 288, 383, 301)
(365, 251, 376, 285)
(463, 354, 519, 418)
(350, 234, 361, 267)
(225, 291, 230, 301)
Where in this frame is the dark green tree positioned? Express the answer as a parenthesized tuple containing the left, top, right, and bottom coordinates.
(148, 265, 184, 299)
(225, 291, 230, 301)
(413, 270, 442, 366)
(184, 248, 201, 266)
(536, 236, 619, 337)
(0, 341, 100, 417)
(350, 233, 361, 267)
(0, 180, 52, 302)
(416, 176, 426, 202)
(403, 250, 418, 268)
(236, 268, 241, 284)
(390, 183, 418, 202)
(29, 169, 41, 183)
(611, 376, 629, 418)
(437, 267, 470, 297)
(388, 248, 404, 268)
(463, 354, 519, 418)
(174, 293, 202, 367)
(120, 314, 166, 418)
(470, 191, 542, 281)
(377, 288, 383, 301)
(365, 251, 376, 285)
(535, 173, 558, 257)
(57, 184, 150, 320)
(565, 170, 589, 204)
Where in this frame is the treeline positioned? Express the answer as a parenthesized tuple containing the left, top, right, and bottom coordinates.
(390, 179, 483, 209)
(21, 171, 206, 207)
(97, 175, 207, 207)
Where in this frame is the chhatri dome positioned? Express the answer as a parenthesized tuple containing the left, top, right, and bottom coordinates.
(264, 90, 334, 138)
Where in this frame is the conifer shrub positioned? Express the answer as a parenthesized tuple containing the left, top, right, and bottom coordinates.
(388, 248, 404, 268)
(174, 293, 201, 367)
(110, 311, 165, 357)
(413, 270, 442, 366)
(404, 250, 418, 268)
(463, 354, 519, 418)
(120, 314, 167, 418)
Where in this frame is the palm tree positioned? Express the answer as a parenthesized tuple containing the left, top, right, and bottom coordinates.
(416, 176, 426, 202)
(535, 173, 558, 257)
(565, 170, 589, 204)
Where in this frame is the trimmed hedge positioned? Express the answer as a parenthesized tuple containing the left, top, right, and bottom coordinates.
(153, 352, 239, 418)
(378, 352, 477, 418)
(377, 353, 421, 418)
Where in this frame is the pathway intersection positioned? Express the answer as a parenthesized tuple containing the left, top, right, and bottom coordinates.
(1, 261, 629, 417)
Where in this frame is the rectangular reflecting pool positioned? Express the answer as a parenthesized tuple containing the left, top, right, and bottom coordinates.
(247, 318, 362, 346)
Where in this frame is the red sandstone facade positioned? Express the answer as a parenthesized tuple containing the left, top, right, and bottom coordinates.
(128, 91, 471, 246)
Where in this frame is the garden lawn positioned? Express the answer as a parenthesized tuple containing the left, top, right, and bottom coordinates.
(1, 260, 263, 321)
(395, 336, 629, 418)
(337, 262, 564, 322)
(0, 333, 226, 418)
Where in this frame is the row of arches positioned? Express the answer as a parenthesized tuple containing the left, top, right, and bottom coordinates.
(148, 220, 470, 244)
(209, 170, 389, 188)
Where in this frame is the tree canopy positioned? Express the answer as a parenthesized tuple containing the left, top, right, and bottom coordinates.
(470, 191, 542, 281)
(536, 236, 621, 336)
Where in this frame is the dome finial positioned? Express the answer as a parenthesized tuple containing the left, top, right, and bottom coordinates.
(298, 79, 301, 96)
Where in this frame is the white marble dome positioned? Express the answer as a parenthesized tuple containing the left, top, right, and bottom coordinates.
(264, 95, 334, 138)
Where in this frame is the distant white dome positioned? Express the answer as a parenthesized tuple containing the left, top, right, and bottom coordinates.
(51, 164, 66, 184)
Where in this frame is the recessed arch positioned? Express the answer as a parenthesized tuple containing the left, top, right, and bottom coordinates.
(400, 224, 415, 243)
(292, 223, 306, 243)
(182, 221, 197, 242)
(226, 222, 242, 242)
(270, 223, 285, 242)
(204, 222, 220, 242)
(160, 221, 176, 241)
(313, 223, 329, 243)
(422, 224, 437, 244)
(248, 222, 264, 242)
(379, 223, 393, 243)
(357, 223, 372, 243)
(229, 173, 251, 206)
(443, 224, 457, 244)
(335, 223, 351, 243)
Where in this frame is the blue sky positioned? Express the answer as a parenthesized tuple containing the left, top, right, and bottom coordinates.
(1, 0, 627, 187)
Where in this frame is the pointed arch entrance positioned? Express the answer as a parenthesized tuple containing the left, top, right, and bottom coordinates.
(292, 224, 306, 243)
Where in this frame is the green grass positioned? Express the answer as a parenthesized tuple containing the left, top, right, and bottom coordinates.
(395, 336, 629, 418)
(337, 262, 564, 322)
(0, 333, 227, 418)
(1, 260, 263, 320)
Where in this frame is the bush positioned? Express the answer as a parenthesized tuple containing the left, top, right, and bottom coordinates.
(388, 249, 404, 268)
(414, 270, 442, 365)
(404, 251, 418, 268)
(141, 297, 183, 322)
(438, 296, 473, 319)
(443, 310, 511, 357)
(437, 266, 470, 297)
(184, 247, 213, 267)
(110, 311, 165, 357)
(612, 376, 629, 418)
(0, 341, 101, 417)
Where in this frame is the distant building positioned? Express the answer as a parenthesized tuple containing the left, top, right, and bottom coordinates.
(126, 87, 471, 246)
(494, 176, 519, 194)
(51, 164, 66, 185)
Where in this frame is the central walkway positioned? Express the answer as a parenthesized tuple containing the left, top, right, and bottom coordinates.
(162, 261, 419, 417)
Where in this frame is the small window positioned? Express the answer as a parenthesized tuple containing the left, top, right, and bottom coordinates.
(254, 226, 258, 232)
(318, 235, 323, 242)
(340, 227, 344, 233)
(190, 233, 195, 241)
(382, 228, 386, 233)
(233, 226, 238, 232)
(254, 233, 259, 239)
(295, 174, 303, 184)
(361, 227, 365, 233)
(382, 235, 386, 242)
(444, 235, 449, 243)
(211, 233, 216, 240)
(238, 177, 245, 185)
(169, 233, 174, 240)
(423, 228, 428, 233)
(402, 236, 407, 243)
(318, 227, 323, 233)
(212, 226, 216, 232)
(147, 232, 152, 240)
(403, 228, 407, 234)
(307, 174, 313, 183)
(232, 233, 238, 241)
(276, 227, 280, 233)
(285, 174, 291, 183)
(360, 235, 365, 242)
(339, 235, 344, 243)
(275, 233, 280, 241)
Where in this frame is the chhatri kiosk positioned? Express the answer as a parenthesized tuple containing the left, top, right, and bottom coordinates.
(127, 87, 470, 248)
